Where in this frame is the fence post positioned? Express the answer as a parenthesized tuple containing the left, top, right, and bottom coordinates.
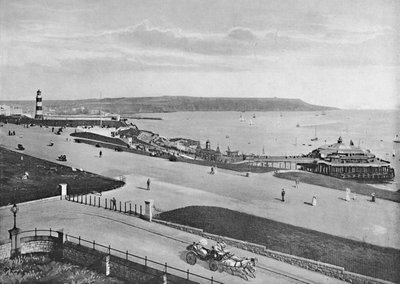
(140, 205, 142, 216)
(145, 256, 147, 267)
(89, 195, 92, 206)
(187, 269, 189, 280)
(80, 194, 83, 204)
(211, 276, 213, 284)
(129, 203, 131, 215)
(105, 198, 107, 209)
(126, 250, 128, 260)
(94, 196, 96, 207)
(35, 228, 37, 237)
(135, 204, 137, 215)
(93, 240, 95, 250)
(164, 262, 167, 273)
(98, 197, 100, 207)
(85, 195, 87, 205)
(78, 236, 81, 245)
(119, 201, 121, 212)
(50, 228, 52, 236)
(124, 202, 126, 213)
(108, 245, 111, 255)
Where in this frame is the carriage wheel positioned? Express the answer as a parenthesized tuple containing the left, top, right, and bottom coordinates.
(186, 252, 197, 265)
(209, 260, 219, 271)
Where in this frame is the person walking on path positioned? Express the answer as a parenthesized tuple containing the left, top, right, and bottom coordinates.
(281, 188, 285, 202)
(295, 178, 300, 189)
(112, 197, 117, 210)
(147, 178, 151, 190)
(99, 150, 102, 158)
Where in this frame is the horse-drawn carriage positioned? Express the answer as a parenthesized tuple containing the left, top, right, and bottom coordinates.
(17, 144, 25, 151)
(185, 240, 257, 280)
(57, 154, 67, 161)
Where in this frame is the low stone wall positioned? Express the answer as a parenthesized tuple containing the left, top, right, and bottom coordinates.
(153, 219, 395, 284)
(0, 239, 11, 260)
(20, 236, 60, 255)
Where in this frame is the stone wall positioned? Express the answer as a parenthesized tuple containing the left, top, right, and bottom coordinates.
(0, 239, 11, 260)
(20, 236, 60, 255)
(153, 219, 395, 284)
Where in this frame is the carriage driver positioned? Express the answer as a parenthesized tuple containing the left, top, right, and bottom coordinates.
(214, 241, 230, 257)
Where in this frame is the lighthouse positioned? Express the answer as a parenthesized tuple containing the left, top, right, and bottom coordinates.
(35, 89, 43, 119)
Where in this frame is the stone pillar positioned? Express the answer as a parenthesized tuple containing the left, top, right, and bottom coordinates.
(8, 228, 21, 258)
(59, 183, 67, 200)
(144, 200, 154, 222)
(105, 255, 110, 276)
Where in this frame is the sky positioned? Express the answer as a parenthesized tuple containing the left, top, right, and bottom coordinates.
(0, 0, 399, 109)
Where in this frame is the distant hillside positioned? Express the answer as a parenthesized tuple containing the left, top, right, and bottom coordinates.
(0, 96, 337, 115)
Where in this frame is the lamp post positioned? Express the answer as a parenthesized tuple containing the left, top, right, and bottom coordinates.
(10, 204, 19, 229)
(9, 203, 21, 258)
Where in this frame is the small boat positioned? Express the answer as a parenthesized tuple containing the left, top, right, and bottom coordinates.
(394, 135, 400, 143)
(311, 127, 318, 141)
(321, 111, 326, 116)
(253, 113, 256, 118)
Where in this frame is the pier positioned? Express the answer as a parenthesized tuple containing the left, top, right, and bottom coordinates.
(236, 156, 317, 170)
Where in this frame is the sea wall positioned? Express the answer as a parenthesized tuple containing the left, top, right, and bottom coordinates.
(153, 219, 395, 284)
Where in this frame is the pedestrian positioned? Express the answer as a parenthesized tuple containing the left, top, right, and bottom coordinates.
(345, 188, 351, 201)
(281, 188, 285, 202)
(296, 178, 300, 189)
(371, 193, 375, 202)
(312, 195, 317, 206)
(147, 178, 151, 190)
(99, 150, 102, 158)
(112, 197, 117, 210)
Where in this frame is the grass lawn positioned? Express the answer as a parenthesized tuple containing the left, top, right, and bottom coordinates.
(0, 254, 124, 284)
(275, 171, 400, 203)
(0, 147, 124, 206)
(158, 206, 400, 283)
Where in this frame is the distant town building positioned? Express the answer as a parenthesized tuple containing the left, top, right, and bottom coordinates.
(195, 140, 222, 161)
(35, 89, 43, 119)
(0, 105, 11, 116)
(302, 137, 395, 180)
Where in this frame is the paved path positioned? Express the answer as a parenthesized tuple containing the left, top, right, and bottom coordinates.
(0, 199, 345, 284)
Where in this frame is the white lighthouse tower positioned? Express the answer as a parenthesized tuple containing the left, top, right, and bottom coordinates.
(35, 89, 43, 119)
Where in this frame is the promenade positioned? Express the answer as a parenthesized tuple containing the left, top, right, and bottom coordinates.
(0, 124, 399, 282)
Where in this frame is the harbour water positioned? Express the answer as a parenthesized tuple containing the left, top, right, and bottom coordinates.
(130, 109, 400, 191)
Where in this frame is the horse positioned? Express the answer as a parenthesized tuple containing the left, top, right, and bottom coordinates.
(220, 253, 257, 280)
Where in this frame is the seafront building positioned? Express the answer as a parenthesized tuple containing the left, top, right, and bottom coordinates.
(303, 137, 395, 180)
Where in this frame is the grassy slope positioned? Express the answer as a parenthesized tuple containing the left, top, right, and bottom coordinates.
(0, 147, 124, 206)
(274, 171, 400, 203)
(0, 254, 124, 284)
(159, 206, 400, 282)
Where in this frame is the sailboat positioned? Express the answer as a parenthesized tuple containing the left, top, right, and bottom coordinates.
(311, 127, 318, 141)
(394, 135, 400, 143)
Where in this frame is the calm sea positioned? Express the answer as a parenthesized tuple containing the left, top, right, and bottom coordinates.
(130, 110, 400, 191)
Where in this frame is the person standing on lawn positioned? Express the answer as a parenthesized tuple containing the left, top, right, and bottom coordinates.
(147, 178, 151, 190)
(281, 188, 285, 202)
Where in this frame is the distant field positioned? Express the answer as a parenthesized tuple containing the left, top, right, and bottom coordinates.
(275, 171, 400, 203)
(159, 206, 400, 283)
(0, 147, 124, 206)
